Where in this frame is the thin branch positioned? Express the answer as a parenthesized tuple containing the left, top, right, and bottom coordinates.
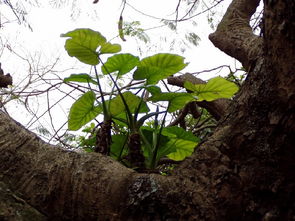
(193, 124, 216, 135)
(179, 0, 201, 21)
(125, 0, 224, 23)
(168, 104, 190, 127)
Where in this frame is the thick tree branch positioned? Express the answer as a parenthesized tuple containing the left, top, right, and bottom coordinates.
(209, 0, 263, 69)
(0, 110, 217, 220)
(167, 73, 230, 120)
(0, 110, 135, 220)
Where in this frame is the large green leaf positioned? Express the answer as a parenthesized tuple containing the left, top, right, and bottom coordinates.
(133, 53, 188, 84)
(101, 53, 139, 75)
(68, 91, 102, 131)
(149, 92, 195, 112)
(162, 126, 199, 161)
(184, 77, 239, 101)
(109, 92, 149, 116)
(61, 28, 106, 65)
(64, 73, 97, 84)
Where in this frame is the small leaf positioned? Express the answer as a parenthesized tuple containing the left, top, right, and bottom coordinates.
(123, 21, 150, 43)
(184, 77, 239, 101)
(101, 53, 139, 75)
(109, 92, 149, 116)
(68, 91, 102, 131)
(162, 20, 177, 31)
(185, 32, 201, 46)
(149, 92, 195, 112)
(99, 42, 121, 54)
(61, 28, 106, 65)
(145, 85, 162, 95)
(133, 53, 188, 84)
(64, 73, 97, 84)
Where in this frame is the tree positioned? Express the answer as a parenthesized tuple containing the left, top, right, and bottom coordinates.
(0, 0, 294, 220)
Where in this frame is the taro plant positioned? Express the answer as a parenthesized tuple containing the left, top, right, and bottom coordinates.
(61, 28, 239, 171)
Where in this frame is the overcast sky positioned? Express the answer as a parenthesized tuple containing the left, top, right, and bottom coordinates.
(3, 0, 237, 78)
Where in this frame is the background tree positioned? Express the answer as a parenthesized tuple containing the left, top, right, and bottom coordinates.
(0, 0, 294, 220)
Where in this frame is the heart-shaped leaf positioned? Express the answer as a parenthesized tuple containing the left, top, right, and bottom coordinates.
(61, 28, 106, 65)
(133, 53, 188, 84)
(101, 53, 139, 75)
(68, 91, 102, 131)
(184, 77, 239, 101)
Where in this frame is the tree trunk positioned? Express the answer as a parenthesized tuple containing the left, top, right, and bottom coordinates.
(0, 0, 294, 220)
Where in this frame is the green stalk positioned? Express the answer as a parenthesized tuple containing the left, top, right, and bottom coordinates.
(108, 74, 119, 105)
(152, 106, 159, 156)
(150, 104, 170, 169)
(98, 57, 134, 130)
(94, 65, 109, 120)
(133, 89, 145, 123)
(117, 132, 129, 161)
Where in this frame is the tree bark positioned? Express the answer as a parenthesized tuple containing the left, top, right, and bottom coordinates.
(0, 0, 294, 220)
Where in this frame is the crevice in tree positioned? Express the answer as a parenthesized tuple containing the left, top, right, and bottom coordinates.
(94, 120, 112, 155)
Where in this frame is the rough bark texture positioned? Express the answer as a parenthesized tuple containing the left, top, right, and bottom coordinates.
(209, 0, 263, 70)
(126, 133, 146, 169)
(0, 63, 13, 88)
(0, 181, 46, 220)
(94, 120, 112, 155)
(0, 0, 294, 220)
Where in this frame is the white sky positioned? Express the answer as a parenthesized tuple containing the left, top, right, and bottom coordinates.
(8, 0, 236, 76)
(0, 0, 241, 142)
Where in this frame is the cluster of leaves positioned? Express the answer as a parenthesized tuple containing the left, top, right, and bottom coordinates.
(121, 21, 150, 43)
(61, 28, 238, 171)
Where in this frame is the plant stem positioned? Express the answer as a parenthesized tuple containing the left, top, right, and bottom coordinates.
(150, 104, 170, 169)
(94, 66, 109, 119)
(98, 57, 134, 130)
(117, 132, 129, 161)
